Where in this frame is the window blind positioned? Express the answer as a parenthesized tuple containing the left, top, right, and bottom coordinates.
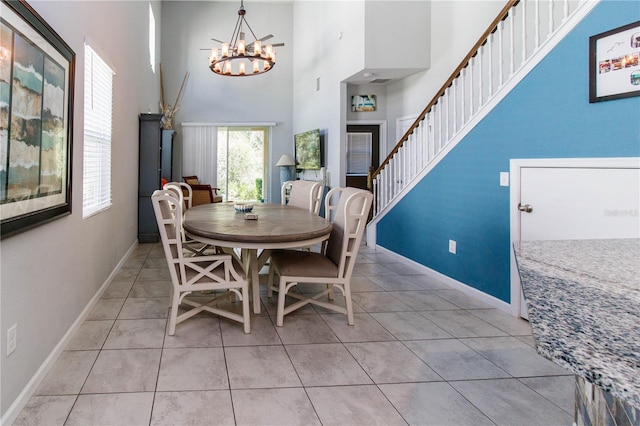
(83, 44, 114, 218)
(346, 133, 372, 174)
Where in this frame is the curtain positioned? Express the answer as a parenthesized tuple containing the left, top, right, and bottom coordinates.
(181, 124, 218, 186)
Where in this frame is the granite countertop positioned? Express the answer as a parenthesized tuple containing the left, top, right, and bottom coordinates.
(514, 239, 640, 409)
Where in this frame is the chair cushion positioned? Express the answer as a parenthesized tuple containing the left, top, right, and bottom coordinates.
(270, 249, 338, 278)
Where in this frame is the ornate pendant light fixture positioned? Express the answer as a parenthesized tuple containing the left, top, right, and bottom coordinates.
(208, 0, 282, 77)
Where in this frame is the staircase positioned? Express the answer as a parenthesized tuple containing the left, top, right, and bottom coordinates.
(369, 0, 598, 221)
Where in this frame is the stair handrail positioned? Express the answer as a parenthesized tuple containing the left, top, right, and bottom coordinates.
(369, 0, 518, 187)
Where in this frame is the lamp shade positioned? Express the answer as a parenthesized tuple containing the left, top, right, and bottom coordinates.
(276, 154, 296, 167)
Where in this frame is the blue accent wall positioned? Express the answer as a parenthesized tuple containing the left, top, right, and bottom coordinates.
(377, 0, 640, 303)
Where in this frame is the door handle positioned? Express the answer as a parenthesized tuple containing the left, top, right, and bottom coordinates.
(518, 203, 533, 213)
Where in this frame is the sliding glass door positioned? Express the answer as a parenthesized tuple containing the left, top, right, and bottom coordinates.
(217, 126, 268, 202)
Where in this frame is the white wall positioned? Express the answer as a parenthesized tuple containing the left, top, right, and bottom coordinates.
(159, 1, 293, 203)
(364, 1, 430, 71)
(0, 0, 159, 418)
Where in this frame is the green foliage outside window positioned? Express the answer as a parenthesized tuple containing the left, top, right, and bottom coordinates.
(217, 128, 265, 202)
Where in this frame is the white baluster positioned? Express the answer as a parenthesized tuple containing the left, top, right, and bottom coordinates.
(438, 102, 443, 152)
(479, 49, 484, 107)
(382, 166, 387, 208)
(399, 145, 405, 190)
(444, 91, 450, 144)
(548, 0, 554, 37)
(373, 178, 378, 215)
(410, 133, 415, 179)
(461, 67, 466, 125)
(378, 173, 382, 212)
(469, 58, 476, 119)
(522, 1, 527, 61)
(453, 79, 458, 134)
(404, 142, 409, 187)
(534, 0, 540, 50)
(488, 32, 493, 97)
(428, 116, 434, 162)
(510, 9, 515, 74)
(416, 124, 423, 171)
(381, 170, 387, 210)
(392, 153, 397, 197)
(499, 20, 504, 86)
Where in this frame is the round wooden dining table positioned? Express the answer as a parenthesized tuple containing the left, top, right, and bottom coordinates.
(183, 203, 332, 314)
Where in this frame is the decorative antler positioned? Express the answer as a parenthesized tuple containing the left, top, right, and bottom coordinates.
(159, 63, 167, 112)
(158, 65, 190, 130)
(173, 72, 189, 112)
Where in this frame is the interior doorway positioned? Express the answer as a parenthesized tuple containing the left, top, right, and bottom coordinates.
(345, 125, 380, 190)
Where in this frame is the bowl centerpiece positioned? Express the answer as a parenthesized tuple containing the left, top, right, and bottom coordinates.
(233, 202, 254, 213)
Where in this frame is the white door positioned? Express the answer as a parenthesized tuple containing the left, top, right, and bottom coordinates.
(520, 167, 640, 241)
(510, 158, 640, 318)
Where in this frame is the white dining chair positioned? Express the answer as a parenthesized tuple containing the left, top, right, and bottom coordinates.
(267, 187, 373, 326)
(163, 182, 215, 256)
(151, 190, 250, 335)
(281, 180, 323, 214)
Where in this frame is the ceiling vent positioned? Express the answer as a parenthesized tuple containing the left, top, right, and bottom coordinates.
(369, 78, 391, 84)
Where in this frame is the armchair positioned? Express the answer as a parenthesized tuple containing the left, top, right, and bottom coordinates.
(183, 175, 222, 204)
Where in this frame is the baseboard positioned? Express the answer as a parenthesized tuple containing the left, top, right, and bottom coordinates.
(1, 240, 138, 426)
(373, 244, 513, 315)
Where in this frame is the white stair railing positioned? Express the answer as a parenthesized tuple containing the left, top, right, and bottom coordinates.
(370, 0, 597, 218)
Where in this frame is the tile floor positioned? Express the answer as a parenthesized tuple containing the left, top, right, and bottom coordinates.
(14, 243, 575, 425)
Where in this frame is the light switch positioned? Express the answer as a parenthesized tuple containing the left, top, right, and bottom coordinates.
(500, 172, 509, 187)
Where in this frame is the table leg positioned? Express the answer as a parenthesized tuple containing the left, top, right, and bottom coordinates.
(247, 249, 260, 314)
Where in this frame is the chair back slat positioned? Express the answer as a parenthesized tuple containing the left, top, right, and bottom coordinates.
(325, 187, 372, 278)
(282, 180, 324, 214)
(151, 190, 188, 284)
(163, 182, 192, 210)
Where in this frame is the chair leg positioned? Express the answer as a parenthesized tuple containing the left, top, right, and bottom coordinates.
(344, 285, 354, 326)
(168, 289, 180, 335)
(242, 283, 251, 334)
(327, 283, 334, 301)
(276, 278, 287, 327)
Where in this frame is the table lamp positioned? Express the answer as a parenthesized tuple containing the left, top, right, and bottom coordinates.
(276, 154, 296, 187)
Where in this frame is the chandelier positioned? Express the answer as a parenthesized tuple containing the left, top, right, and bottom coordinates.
(208, 0, 282, 77)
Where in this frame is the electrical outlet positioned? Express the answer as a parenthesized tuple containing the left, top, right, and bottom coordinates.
(449, 239, 457, 254)
(7, 324, 17, 356)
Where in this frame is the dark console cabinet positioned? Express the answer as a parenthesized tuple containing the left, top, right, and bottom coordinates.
(138, 113, 175, 242)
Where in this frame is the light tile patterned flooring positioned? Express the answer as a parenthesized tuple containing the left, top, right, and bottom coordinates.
(15, 243, 575, 425)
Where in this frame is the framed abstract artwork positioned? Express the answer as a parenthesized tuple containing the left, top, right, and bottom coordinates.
(0, 0, 75, 238)
(589, 20, 640, 103)
(351, 94, 376, 112)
